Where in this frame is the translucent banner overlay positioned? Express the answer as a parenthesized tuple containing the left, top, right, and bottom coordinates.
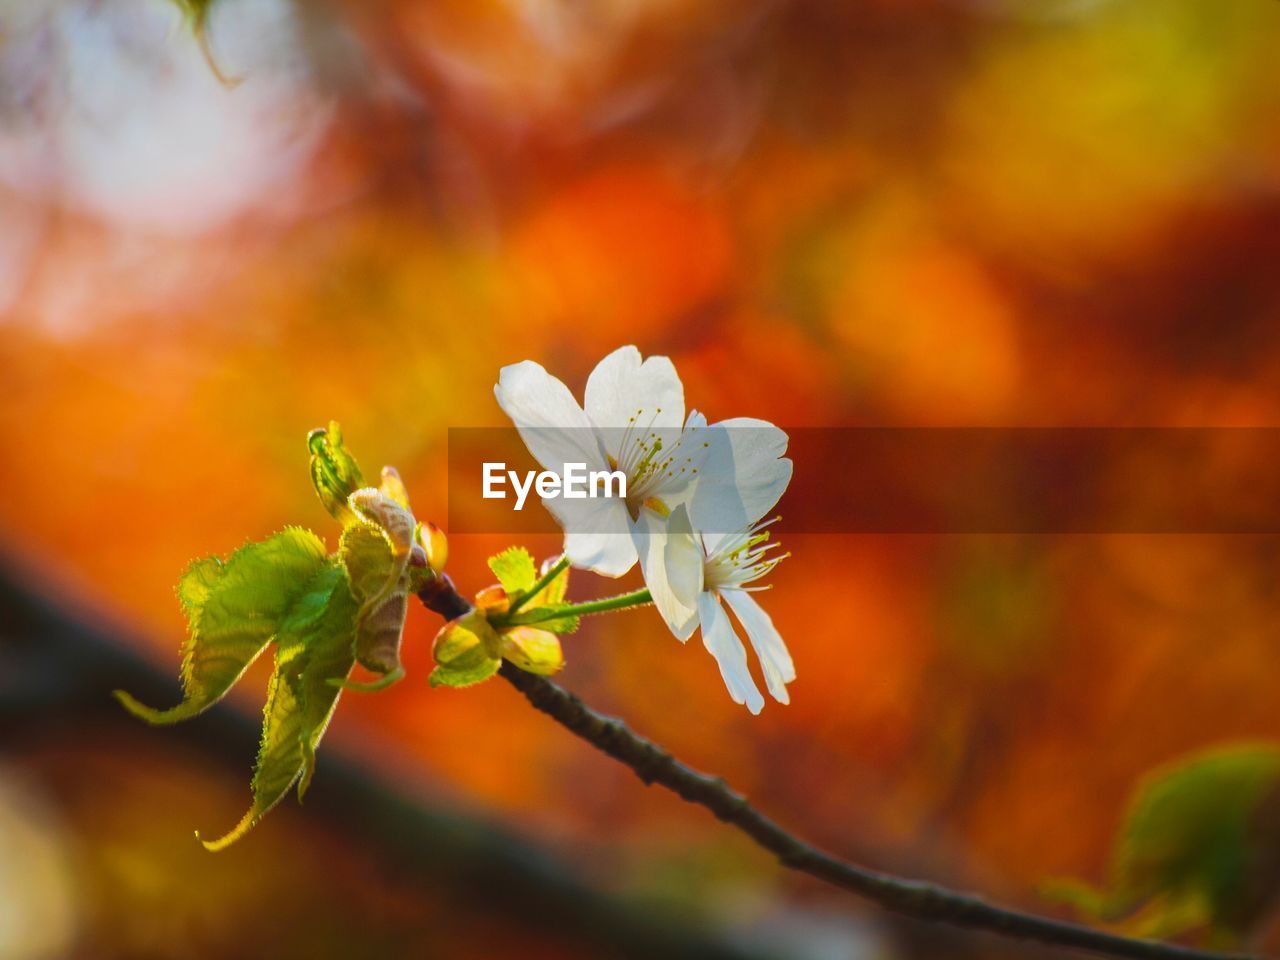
(447, 427, 1280, 534)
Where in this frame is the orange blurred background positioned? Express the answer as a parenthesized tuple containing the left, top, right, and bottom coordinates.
(3, 0, 1280, 957)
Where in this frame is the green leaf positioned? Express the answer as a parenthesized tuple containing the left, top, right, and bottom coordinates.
(518, 608, 579, 635)
(340, 523, 396, 601)
(523, 593, 580, 636)
(199, 648, 305, 851)
(115, 527, 329, 725)
(339, 522, 410, 676)
(349, 489, 417, 555)
(176, 556, 224, 615)
(199, 563, 359, 850)
(1049, 743, 1280, 944)
(534, 614, 580, 635)
(308, 421, 365, 525)
(352, 588, 410, 680)
(291, 573, 360, 796)
(488, 547, 536, 597)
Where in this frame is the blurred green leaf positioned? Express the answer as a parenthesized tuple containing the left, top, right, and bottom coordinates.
(1047, 743, 1280, 945)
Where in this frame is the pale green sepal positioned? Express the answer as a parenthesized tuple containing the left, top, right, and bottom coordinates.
(488, 547, 536, 597)
(429, 657, 501, 689)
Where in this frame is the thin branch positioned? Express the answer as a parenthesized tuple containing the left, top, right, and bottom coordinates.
(418, 577, 1260, 960)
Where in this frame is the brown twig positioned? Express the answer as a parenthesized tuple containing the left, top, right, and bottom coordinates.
(417, 576, 1261, 960)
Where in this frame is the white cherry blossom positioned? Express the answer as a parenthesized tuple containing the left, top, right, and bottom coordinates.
(494, 345, 706, 577)
(495, 345, 795, 710)
(663, 506, 795, 714)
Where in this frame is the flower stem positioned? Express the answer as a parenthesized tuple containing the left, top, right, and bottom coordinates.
(507, 588, 652, 625)
(508, 555, 570, 615)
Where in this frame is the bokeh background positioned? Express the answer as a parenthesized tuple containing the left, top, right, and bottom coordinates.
(3, 0, 1280, 957)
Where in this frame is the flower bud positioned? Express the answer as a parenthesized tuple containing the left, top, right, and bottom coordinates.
(500, 626, 565, 676)
(434, 610, 502, 665)
(474, 584, 510, 615)
(429, 611, 503, 688)
(308, 421, 364, 524)
(418, 521, 448, 575)
(379, 465, 412, 510)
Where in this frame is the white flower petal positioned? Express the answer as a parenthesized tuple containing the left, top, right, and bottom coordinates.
(721, 588, 794, 705)
(496, 359, 635, 576)
(584, 346, 685, 458)
(633, 505, 701, 641)
(555, 495, 637, 576)
(698, 591, 764, 714)
(691, 417, 792, 539)
(495, 360, 609, 472)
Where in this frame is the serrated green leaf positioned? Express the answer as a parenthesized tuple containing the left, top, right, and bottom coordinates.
(199, 649, 305, 851)
(352, 588, 410, 680)
(116, 528, 329, 725)
(489, 547, 536, 597)
(340, 523, 396, 601)
(349, 489, 416, 555)
(176, 556, 224, 615)
(339, 521, 410, 676)
(282, 563, 360, 800)
(1051, 743, 1280, 944)
(536, 614, 580, 635)
(199, 563, 358, 850)
(308, 421, 365, 525)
